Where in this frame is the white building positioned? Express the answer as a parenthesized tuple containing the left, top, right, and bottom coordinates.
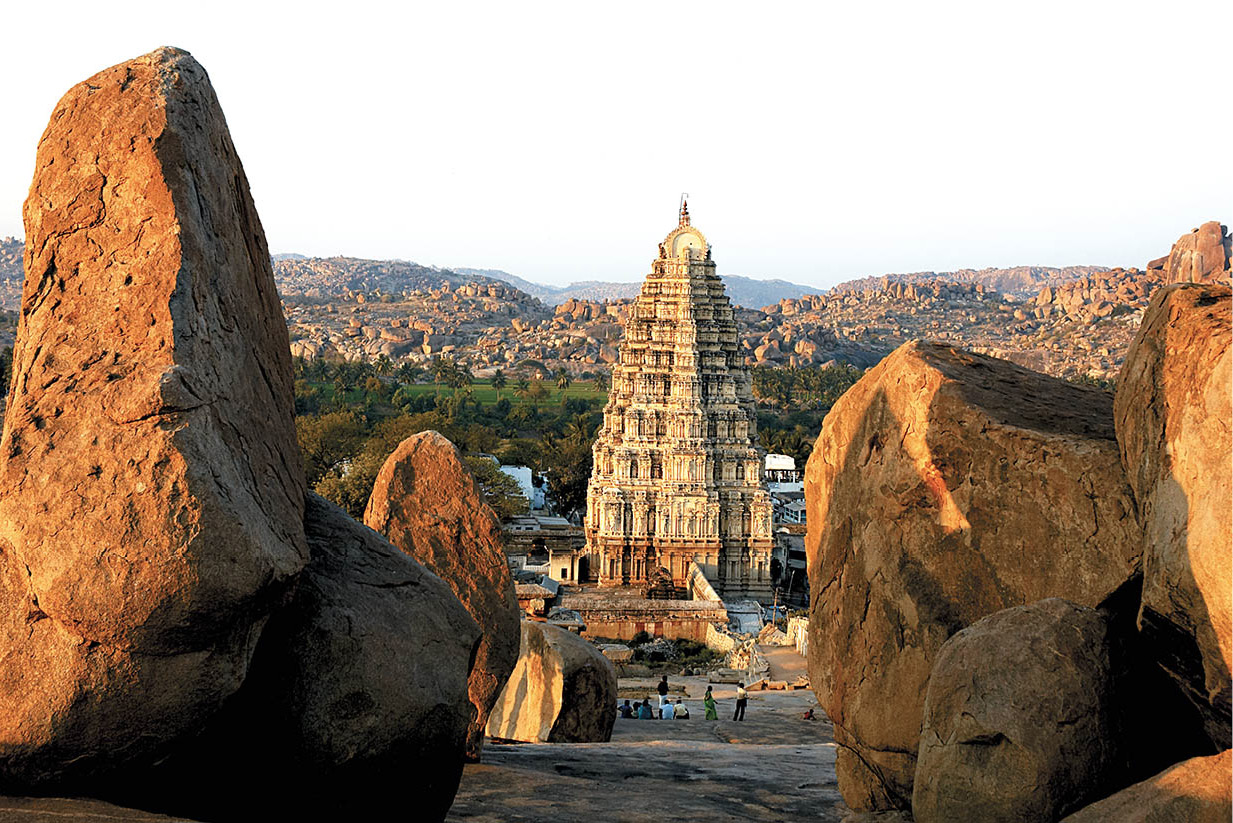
(764, 453, 804, 494)
(500, 464, 546, 509)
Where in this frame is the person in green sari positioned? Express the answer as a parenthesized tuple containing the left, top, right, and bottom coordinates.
(703, 686, 718, 720)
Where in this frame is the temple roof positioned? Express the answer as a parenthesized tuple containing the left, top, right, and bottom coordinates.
(661, 202, 708, 260)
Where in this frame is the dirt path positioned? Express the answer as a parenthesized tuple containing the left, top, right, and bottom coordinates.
(761, 644, 809, 682)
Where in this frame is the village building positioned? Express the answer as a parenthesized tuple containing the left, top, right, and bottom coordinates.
(503, 513, 585, 583)
(764, 453, 803, 492)
(584, 202, 774, 600)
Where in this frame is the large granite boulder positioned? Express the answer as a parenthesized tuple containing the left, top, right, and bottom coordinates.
(364, 431, 519, 761)
(124, 493, 481, 822)
(913, 599, 1125, 823)
(1114, 283, 1232, 747)
(1061, 749, 1232, 823)
(806, 342, 1142, 811)
(1162, 221, 1231, 284)
(0, 47, 306, 786)
(486, 621, 617, 744)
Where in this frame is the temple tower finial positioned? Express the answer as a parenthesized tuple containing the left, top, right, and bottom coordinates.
(679, 195, 690, 227)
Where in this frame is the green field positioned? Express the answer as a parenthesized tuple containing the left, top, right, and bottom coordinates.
(304, 377, 609, 407)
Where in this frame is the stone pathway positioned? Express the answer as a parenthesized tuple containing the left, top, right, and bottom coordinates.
(449, 678, 851, 822)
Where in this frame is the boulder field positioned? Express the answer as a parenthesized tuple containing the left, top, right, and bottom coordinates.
(806, 281, 1232, 816)
(0, 47, 483, 822)
(364, 430, 521, 761)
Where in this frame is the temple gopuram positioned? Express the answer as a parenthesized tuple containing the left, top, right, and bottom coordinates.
(583, 202, 773, 600)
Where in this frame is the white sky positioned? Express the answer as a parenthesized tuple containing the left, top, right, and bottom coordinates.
(0, 1, 1229, 289)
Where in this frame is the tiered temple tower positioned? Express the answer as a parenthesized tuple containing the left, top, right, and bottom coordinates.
(584, 202, 773, 600)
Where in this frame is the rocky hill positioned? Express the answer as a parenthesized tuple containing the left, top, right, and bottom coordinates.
(273, 256, 514, 300)
(758, 275, 1148, 381)
(749, 226, 1228, 381)
(0, 236, 21, 310)
(8, 226, 1229, 384)
(453, 268, 817, 308)
(830, 265, 1111, 299)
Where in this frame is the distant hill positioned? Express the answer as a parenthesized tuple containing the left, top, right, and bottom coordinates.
(722, 275, 819, 308)
(830, 266, 1111, 300)
(453, 267, 817, 308)
(272, 256, 523, 301)
(448, 268, 566, 302)
(0, 236, 22, 310)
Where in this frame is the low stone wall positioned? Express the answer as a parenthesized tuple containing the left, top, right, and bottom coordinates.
(560, 592, 728, 643)
(706, 622, 739, 654)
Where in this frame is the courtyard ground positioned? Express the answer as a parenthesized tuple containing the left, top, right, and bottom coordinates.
(448, 647, 854, 822)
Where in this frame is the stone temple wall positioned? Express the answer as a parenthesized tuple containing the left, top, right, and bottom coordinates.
(560, 591, 728, 643)
(584, 203, 773, 601)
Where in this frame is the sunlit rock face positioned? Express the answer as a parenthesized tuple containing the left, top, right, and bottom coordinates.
(0, 45, 307, 787)
(364, 430, 520, 762)
(1060, 749, 1233, 823)
(1114, 283, 1232, 747)
(805, 341, 1142, 812)
(1157, 221, 1232, 285)
(584, 202, 773, 599)
(486, 621, 616, 744)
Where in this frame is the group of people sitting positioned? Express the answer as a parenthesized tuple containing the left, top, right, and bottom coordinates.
(618, 697, 689, 720)
(619, 675, 750, 722)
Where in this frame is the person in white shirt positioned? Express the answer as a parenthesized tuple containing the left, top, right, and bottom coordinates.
(674, 698, 689, 719)
(734, 683, 748, 721)
(661, 700, 675, 720)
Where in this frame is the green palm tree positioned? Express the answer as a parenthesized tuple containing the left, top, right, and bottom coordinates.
(562, 415, 597, 446)
(514, 378, 532, 401)
(491, 369, 507, 401)
(397, 362, 423, 384)
(555, 368, 572, 391)
(429, 356, 455, 395)
(594, 372, 609, 393)
(374, 354, 394, 377)
(449, 362, 473, 390)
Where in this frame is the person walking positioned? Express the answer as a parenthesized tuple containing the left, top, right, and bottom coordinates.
(733, 682, 748, 721)
(703, 686, 718, 720)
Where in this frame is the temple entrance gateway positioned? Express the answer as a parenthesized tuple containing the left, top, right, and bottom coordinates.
(583, 202, 773, 601)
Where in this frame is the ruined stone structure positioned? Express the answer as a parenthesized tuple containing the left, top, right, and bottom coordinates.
(584, 203, 773, 599)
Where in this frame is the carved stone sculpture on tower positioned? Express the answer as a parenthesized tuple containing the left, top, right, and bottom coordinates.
(583, 203, 773, 599)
